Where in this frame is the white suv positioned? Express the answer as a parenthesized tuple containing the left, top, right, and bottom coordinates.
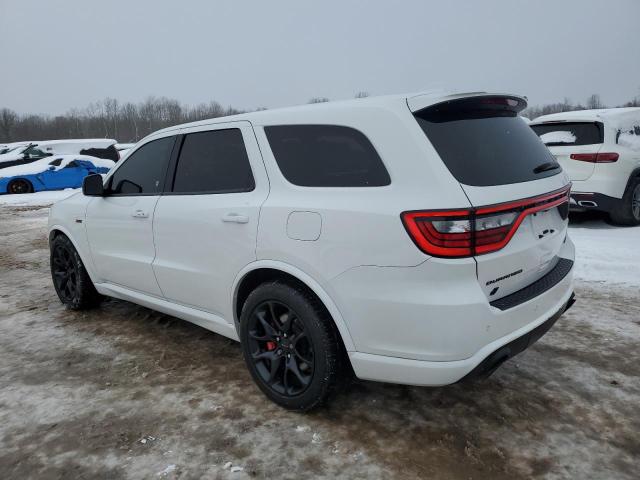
(530, 108, 640, 225)
(48, 92, 576, 411)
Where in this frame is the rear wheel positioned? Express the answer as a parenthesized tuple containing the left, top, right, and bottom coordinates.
(609, 178, 640, 226)
(50, 234, 102, 310)
(239, 281, 343, 411)
(7, 179, 33, 194)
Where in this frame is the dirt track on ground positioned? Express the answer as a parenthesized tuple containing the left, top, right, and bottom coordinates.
(0, 205, 638, 479)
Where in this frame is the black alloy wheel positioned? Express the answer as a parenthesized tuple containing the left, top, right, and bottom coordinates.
(50, 234, 102, 310)
(52, 241, 80, 303)
(247, 300, 314, 396)
(240, 281, 344, 411)
(7, 179, 32, 194)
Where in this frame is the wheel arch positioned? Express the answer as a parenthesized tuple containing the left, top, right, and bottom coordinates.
(48, 225, 99, 283)
(232, 261, 356, 352)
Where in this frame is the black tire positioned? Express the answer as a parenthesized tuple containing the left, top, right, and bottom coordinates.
(7, 179, 33, 194)
(609, 178, 640, 226)
(50, 234, 102, 310)
(239, 281, 344, 411)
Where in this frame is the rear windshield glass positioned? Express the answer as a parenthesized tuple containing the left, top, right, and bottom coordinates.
(414, 98, 560, 187)
(530, 122, 603, 146)
(264, 125, 390, 187)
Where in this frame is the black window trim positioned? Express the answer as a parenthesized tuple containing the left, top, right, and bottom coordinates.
(163, 127, 257, 196)
(264, 123, 392, 188)
(106, 135, 178, 197)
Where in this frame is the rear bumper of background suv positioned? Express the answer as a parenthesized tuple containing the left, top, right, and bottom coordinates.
(332, 238, 575, 386)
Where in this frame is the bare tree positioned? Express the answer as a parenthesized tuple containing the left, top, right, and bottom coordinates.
(354, 91, 369, 98)
(0, 108, 18, 140)
(308, 97, 330, 104)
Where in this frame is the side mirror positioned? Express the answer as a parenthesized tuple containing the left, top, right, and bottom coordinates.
(48, 166, 56, 171)
(82, 174, 105, 197)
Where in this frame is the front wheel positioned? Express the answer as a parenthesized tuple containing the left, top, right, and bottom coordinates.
(609, 178, 640, 226)
(50, 234, 102, 310)
(239, 281, 343, 411)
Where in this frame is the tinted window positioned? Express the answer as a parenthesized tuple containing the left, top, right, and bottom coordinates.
(531, 122, 603, 146)
(172, 129, 255, 194)
(415, 98, 560, 187)
(110, 136, 174, 195)
(264, 125, 390, 187)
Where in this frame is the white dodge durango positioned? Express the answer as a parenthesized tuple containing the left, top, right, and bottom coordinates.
(48, 92, 576, 410)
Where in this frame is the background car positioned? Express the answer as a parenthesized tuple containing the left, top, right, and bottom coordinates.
(0, 155, 114, 194)
(530, 107, 640, 225)
(0, 139, 118, 169)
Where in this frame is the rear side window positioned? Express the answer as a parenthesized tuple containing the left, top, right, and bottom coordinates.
(264, 125, 390, 187)
(110, 136, 174, 195)
(172, 129, 255, 194)
(531, 122, 603, 146)
(414, 97, 559, 187)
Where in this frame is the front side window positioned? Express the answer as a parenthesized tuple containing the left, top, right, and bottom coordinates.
(172, 129, 255, 194)
(109, 136, 174, 195)
(264, 125, 391, 187)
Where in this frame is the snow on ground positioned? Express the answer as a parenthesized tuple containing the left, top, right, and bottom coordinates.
(0, 189, 79, 206)
(569, 217, 640, 287)
(0, 206, 638, 479)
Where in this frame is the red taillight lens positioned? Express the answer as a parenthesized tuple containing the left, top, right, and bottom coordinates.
(401, 186, 571, 258)
(570, 152, 618, 163)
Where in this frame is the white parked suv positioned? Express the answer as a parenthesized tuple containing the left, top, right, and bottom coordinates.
(530, 108, 640, 225)
(48, 92, 576, 410)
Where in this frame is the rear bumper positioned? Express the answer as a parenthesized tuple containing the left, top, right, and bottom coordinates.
(459, 292, 575, 381)
(347, 287, 575, 386)
(570, 192, 622, 214)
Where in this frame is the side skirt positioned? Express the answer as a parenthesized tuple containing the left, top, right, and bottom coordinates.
(95, 283, 239, 341)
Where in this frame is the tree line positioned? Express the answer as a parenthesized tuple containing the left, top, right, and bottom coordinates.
(1, 91, 638, 144)
(523, 93, 640, 119)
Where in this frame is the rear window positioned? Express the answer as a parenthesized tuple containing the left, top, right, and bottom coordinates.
(414, 97, 559, 187)
(264, 125, 390, 187)
(530, 122, 603, 146)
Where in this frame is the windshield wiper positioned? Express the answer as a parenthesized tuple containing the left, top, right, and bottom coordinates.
(533, 162, 561, 174)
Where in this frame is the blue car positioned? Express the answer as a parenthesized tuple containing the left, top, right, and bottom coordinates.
(0, 156, 113, 194)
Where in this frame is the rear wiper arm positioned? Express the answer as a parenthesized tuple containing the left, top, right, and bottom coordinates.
(533, 162, 561, 174)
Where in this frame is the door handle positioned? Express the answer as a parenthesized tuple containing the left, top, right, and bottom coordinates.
(222, 213, 249, 224)
(132, 209, 149, 218)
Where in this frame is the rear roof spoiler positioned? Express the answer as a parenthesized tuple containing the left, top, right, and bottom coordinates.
(407, 92, 527, 113)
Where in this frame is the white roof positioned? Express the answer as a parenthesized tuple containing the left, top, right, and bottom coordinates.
(149, 90, 527, 138)
(531, 107, 640, 125)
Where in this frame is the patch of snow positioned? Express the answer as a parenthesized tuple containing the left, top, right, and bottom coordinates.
(311, 432, 322, 444)
(223, 461, 233, 470)
(0, 189, 79, 206)
(569, 221, 640, 287)
(540, 131, 576, 145)
(230, 466, 244, 473)
(618, 133, 640, 152)
(157, 464, 176, 476)
(295, 425, 310, 432)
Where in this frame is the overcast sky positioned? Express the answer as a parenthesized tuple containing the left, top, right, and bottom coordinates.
(1, 0, 638, 115)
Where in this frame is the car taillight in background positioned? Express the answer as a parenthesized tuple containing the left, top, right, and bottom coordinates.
(570, 152, 619, 163)
(401, 185, 571, 258)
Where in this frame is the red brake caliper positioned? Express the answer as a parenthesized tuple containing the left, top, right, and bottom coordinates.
(266, 341, 277, 351)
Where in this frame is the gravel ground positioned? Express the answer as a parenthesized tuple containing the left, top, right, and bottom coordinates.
(0, 205, 638, 480)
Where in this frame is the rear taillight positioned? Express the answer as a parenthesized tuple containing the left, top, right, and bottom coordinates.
(570, 152, 618, 163)
(401, 185, 571, 258)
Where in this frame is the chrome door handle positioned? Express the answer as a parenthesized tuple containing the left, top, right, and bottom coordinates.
(222, 213, 249, 224)
(132, 209, 149, 218)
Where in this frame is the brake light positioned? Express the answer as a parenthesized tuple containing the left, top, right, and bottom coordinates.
(570, 152, 618, 163)
(401, 185, 571, 258)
